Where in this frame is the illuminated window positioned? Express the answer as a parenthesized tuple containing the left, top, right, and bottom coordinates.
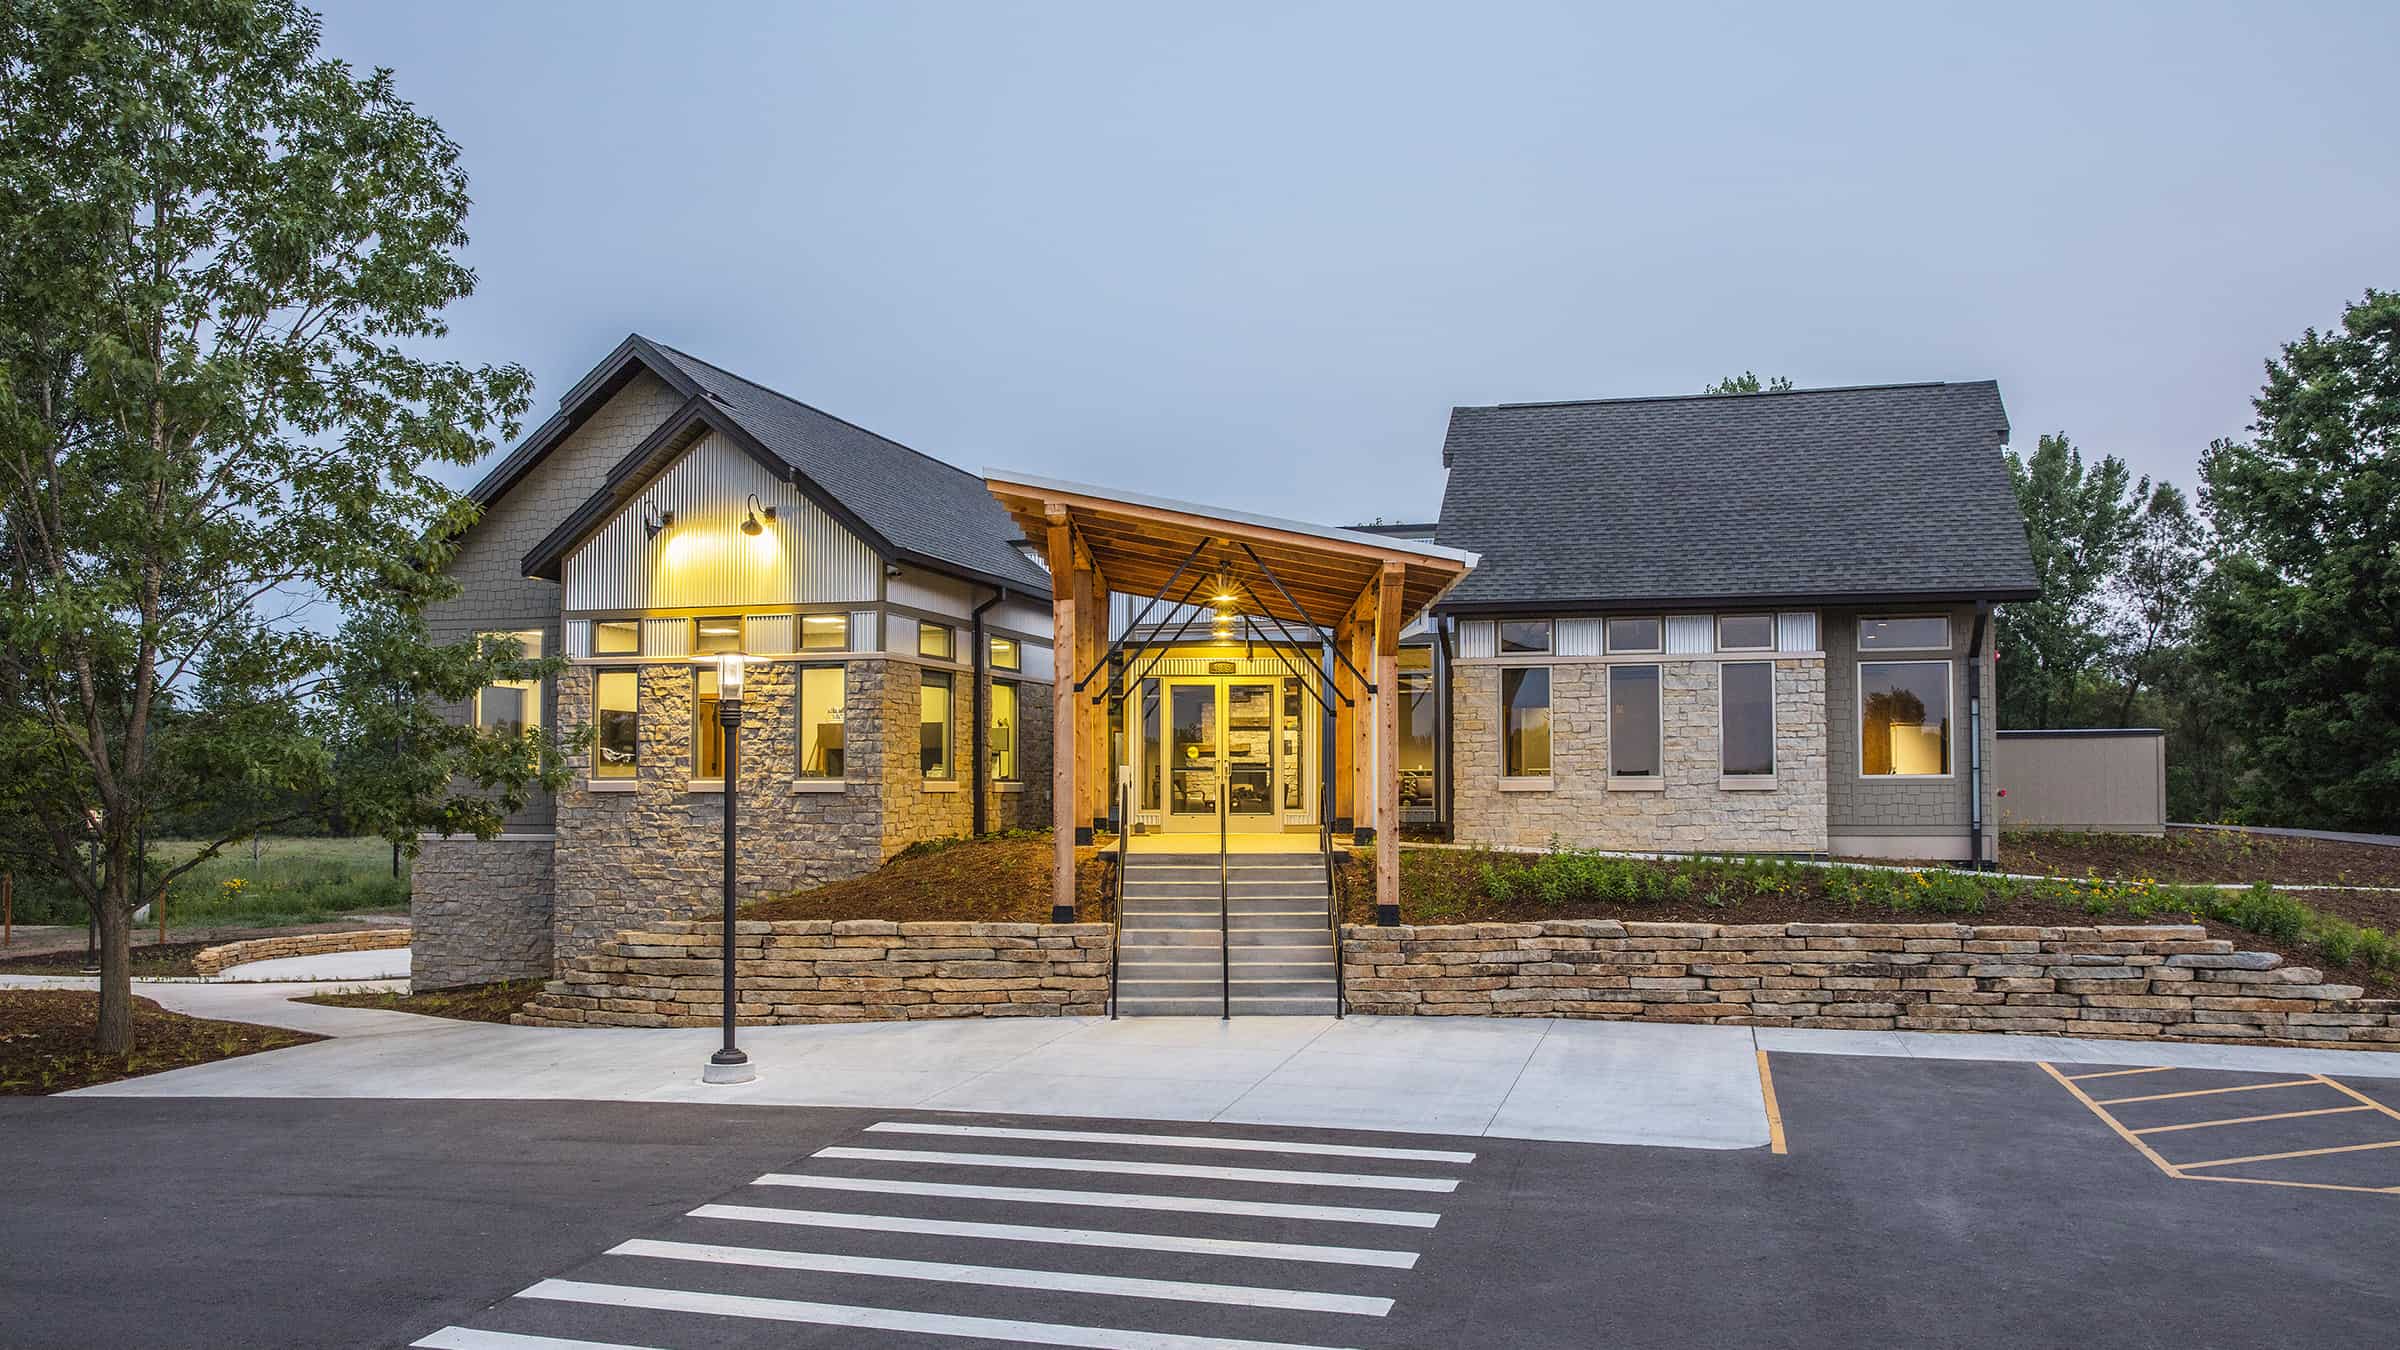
(1499, 620, 1552, 654)
(1860, 660, 1951, 775)
(1721, 662, 1775, 776)
(692, 668, 724, 779)
(1859, 616, 1951, 652)
(1140, 678, 1161, 811)
(1609, 664, 1661, 777)
(592, 621, 639, 656)
(989, 635, 1020, 670)
(799, 613, 848, 651)
(1502, 667, 1550, 778)
(919, 622, 955, 661)
(990, 680, 1019, 782)
(797, 665, 845, 779)
(920, 670, 954, 778)
(1399, 647, 1436, 811)
(693, 615, 743, 654)
(473, 630, 544, 737)
(1717, 615, 1775, 651)
(594, 669, 638, 779)
(1606, 617, 1662, 653)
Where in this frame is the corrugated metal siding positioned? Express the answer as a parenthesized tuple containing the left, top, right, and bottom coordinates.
(747, 613, 794, 655)
(850, 609, 879, 651)
(1557, 618, 1603, 656)
(1666, 615, 1713, 655)
(1457, 620, 1496, 658)
(564, 620, 592, 659)
(641, 617, 691, 658)
(1778, 610, 1820, 652)
(563, 431, 878, 611)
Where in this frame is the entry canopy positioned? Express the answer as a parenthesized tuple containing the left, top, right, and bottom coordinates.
(982, 470, 1477, 631)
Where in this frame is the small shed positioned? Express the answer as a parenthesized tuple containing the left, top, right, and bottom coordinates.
(1993, 729, 2167, 835)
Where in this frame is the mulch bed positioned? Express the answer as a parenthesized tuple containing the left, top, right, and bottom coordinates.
(297, 979, 546, 1024)
(741, 834, 1114, 925)
(1997, 828, 2400, 888)
(0, 991, 322, 1095)
(0, 940, 210, 978)
(1344, 848, 2400, 999)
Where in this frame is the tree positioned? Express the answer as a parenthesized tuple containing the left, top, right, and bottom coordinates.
(0, 0, 558, 1052)
(1704, 371, 1794, 395)
(1995, 434, 2147, 729)
(2195, 289, 2400, 830)
(2109, 483, 2207, 726)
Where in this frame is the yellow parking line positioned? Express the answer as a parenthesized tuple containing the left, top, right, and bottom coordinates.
(2187, 1173, 2400, 1197)
(2095, 1079, 2320, 1106)
(2037, 1062, 2181, 1179)
(2179, 1139, 2400, 1170)
(2132, 1105, 2376, 1135)
(1756, 1050, 1787, 1156)
(2063, 1066, 2177, 1083)
(2315, 1076, 2400, 1124)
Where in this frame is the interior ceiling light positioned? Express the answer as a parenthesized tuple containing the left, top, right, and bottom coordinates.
(740, 493, 778, 537)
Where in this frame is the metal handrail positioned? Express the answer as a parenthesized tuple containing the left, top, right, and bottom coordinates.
(1218, 764, 1231, 1020)
(1321, 779, 1345, 1018)
(1108, 782, 1126, 1019)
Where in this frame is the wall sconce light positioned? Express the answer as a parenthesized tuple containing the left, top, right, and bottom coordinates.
(740, 493, 777, 537)
(642, 503, 674, 541)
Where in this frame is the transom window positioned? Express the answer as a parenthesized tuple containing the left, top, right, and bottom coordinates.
(1498, 620, 1552, 655)
(591, 620, 639, 656)
(1606, 617, 1662, 653)
(919, 622, 955, 661)
(989, 635, 1021, 671)
(799, 613, 848, 651)
(1717, 614, 1775, 651)
(1860, 660, 1952, 776)
(1859, 615, 1951, 652)
(693, 615, 743, 654)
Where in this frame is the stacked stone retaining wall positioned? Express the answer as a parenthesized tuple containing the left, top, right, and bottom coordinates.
(193, 927, 413, 977)
(1342, 921, 2400, 1048)
(516, 919, 1110, 1026)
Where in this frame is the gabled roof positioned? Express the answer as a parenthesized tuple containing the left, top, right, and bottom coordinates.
(1431, 380, 2037, 613)
(476, 334, 1051, 596)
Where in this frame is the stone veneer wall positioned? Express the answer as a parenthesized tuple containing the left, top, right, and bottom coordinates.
(192, 926, 414, 977)
(1341, 921, 2400, 1047)
(411, 837, 555, 988)
(516, 918, 1110, 1025)
(1451, 658, 1828, 853)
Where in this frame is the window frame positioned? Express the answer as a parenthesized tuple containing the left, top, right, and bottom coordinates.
(1497, 619, 1553, 655)
(472, 629, 546, 737)
(1856, 658, 1955, 779)
(591, 620, 640, 657)
(1500, 664, 1552, 781)
(592, 667, 640, 781)
(795, 662, 847, 781)
(989, 678, 1021, 782)
(1718, 659, 1777, 781)
(1857, 614, 1953, 654)
(918, 621, 956, 662)
(691, 665, 725, 783)
(1716, 614, 1776, 652)
(1607, 662, 1664, 780)
(798, 612, 849, 652)
(1605, 616, 1663, 654)
(692, 614, 745, 655)
(919, 668, 956, 780)
(988, 634, 1021, 671)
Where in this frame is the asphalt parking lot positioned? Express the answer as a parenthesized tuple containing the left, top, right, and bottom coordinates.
(4, 1050, 2396, 1349)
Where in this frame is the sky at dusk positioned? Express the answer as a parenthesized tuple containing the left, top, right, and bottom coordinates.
(317, 0, 2399, 525)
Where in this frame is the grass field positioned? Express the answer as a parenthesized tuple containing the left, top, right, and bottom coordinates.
(6, 836, 408, 929)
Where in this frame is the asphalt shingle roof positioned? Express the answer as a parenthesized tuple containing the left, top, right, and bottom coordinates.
(1431, 381, 2037, 611)
(646, 341, 1053, 595)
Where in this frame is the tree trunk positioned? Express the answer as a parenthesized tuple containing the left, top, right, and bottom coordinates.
(94, 857, 133, 1054)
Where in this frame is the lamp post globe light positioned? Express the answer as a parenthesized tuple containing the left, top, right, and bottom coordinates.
(702, 650, 756, 1085)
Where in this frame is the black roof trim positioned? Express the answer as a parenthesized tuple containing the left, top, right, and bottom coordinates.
(1996, 728, 2164, 739)
(1478, 379, 1973, 413)
(465, 335, 703, 510)
(1431, 588, 2039, 616)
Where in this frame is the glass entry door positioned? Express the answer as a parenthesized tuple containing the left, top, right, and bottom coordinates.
(1161, 679, 1279, 832)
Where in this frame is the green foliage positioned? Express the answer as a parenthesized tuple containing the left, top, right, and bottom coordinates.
(1703, 372, 1793, 395)
(2195, 289, 2400, 831)
(0, 0, 544, 1049)
(1997, 433, 2150, 731)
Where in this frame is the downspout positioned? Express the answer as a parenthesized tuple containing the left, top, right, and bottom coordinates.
(970, 586, 1007, 837)
(1966, 601, 1990, 871)
(1436, 616, 1457, 835)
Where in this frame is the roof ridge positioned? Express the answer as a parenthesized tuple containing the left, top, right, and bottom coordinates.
(644, 338, 987, 489)
(1468, 379, 1991, 413)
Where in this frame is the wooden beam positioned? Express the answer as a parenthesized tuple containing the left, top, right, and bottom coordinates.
(1075, 563, 1103, 834)
(1373, 561, 1402, 923)
(1331, 619, 1355, 827)
(1047, 508, 1078, 922)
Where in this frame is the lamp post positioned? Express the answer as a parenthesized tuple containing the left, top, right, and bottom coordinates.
(703, 650, 756, 1085)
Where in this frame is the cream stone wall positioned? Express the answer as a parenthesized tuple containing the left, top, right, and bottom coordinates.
(1451, 656, 1828, 853)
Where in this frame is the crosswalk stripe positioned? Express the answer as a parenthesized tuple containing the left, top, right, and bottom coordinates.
(865, 1122, 1477, 1164)
(413, 1330, 661, 1350)
(517, 1279, 1367, 1350)
(609, 1237, 1394, 1316)
(813, 1147, 1460, 1193)
(752, 1174, 1442, 1227)
(689, 1203, 1421, 1268)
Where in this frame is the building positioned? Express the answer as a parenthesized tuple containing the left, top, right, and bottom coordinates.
(412, 337, 2036, 992)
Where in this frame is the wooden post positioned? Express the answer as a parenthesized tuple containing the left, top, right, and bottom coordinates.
(1075, 563, 1103, 838)
(1373, 562, 1403, 924)
(1349, 617, 1374, 841)
(1330, 622, 1355, 830)
(1048, 508, 1080, 922)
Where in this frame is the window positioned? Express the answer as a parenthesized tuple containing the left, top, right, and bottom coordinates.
(1502, 667, 1550, 778)
(692, 668, 725, 779)
(990, 680, 1020, 782)
(796, 665, 845, 779)
(1399, 647, 1436, 811)
(1859, 615, 1950, 652)
(594, 669, 639, 778)
(474, 631, 543, 737)
(918, 622, 955, 661)
(1721, 662, 1775, 776)
(1609, 664, 1661, 777)
(1717, 614, 1775, 651)
(920, 670, 954, 778)
(1499, 620, 1552, 654)
(1606, 617, 1662, 653)
(592, 621, 639, 656)
(799, 613, 848, 651)
(694, 616, 743, 654)
(988, 635, 1020, 670)
(1860, 660, 1951, 775)
(1140, 678, 1161, 811)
